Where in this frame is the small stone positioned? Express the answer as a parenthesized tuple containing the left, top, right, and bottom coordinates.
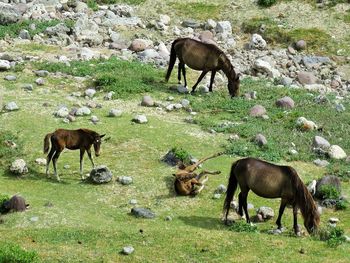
(165, 215, 172, 221)
(91, 115, 99, 124)
(313, 136, 330, 150)
(64, 165, 70, 169)
(85, 88, 96, 98)
(329, 217, 339, 224)
(295, 40, 307, 50)
(89, 165, 113, 184)
(289, 149, 298, 155)
(30, 217, 39, 222)
(22, 84, 34, 91)
(35, 78, 45, 86)
(122, 246, 134, 255)
(177, 85, 189, 94)
(109, 109, 123, 117)
(75, 107, 91, 116)
(297, 71, 317, 85)
(4, 75, 16, 81)
(129, 199, 137, 205)
(313, 159, 329, 167)
(19, 29, 30, 39)
(296, 117, 317, 131)
(249, 105, 266, 117)
(328, 145, 347, 160)
(10, 159, 28, 175)
(335, 103, 345, 112)
(268, 229, 282, 235)
(131, 207, 155, 219)
(167, 96, 174, 101)
(254, 134, 267, 146)
(141, 95, 154, 107)
(215, 184, 227, 194)
(213, 193, 221, 199)
(104, 91, 114, 100)
(228, 134, 240, 141)
(181, 99, 190, 108)
(118, 176, 133, 185)
(34, 70, 49, 77)
(0, 59, 11, 70)
(35, 158, 47, 166)
(275, 96, 295, 109)
(4, 102, 19, 111)
(55, 107, 69, 118)
(132, 115, 148, 124)
(257, 206, 274, 220)
(249, 33, 267, 50)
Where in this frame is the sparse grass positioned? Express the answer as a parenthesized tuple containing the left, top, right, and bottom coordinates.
(229, 221, 258, 233)
(0, 242, 39, 263)
(87, 0, 99, 11)
(170, 2, 223, 20)
(257, 0, 277, 7)
(319, 226, 347, 247)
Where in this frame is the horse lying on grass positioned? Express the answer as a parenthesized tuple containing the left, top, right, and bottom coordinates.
(223, 158, 320, 235)
(43, 128, 105, 181)
(173, 152, 224, 196)
(165, 38, 240, 97)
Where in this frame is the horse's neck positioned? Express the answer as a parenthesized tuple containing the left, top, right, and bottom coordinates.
(220, 56, 234, 80)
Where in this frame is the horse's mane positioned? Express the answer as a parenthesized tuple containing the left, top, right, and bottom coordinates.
(79, 128, 99, 137)
(288, 167, 320, 228)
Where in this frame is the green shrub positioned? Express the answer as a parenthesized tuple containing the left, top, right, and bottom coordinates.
(87, 0, 99, 11)
(318, 185, 340, 199)
(335, 200, 348, 210)
(0, 194, 10, 214)
(229, 221, 258, 233)
(257, 0, 277, 7)
(171, 147, 191, 165)
(0, 242, 39, 263)
(318, 227, 346, 247)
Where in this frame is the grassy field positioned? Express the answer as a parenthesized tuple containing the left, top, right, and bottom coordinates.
(0, 55, 349, 262)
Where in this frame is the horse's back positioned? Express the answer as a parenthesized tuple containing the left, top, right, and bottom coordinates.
(235, 158, 294, 199)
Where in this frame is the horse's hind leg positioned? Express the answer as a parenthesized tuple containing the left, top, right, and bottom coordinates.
(208, 71, 216, 92)
(181, 63, 187, 88)
(46, 148, 56, 177)
(276, 199, 287, 230)
(239, 189, 250, 223)
(191, 71, 208, 94)
(177, 62, 183, 84)
(52, 150, 62, 181)
(80, 149, 85, 179)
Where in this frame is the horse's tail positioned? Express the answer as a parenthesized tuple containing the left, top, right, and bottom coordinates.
(223, 160, 239, 221)
(165, 39, 178, 82)
(43, 133, 53, 154)
(288, 167, 320, 233)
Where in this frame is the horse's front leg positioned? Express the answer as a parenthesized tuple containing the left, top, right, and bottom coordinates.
(191, 71, 208, 94)
(87, 148, 95, 168)
(208, 70, 216, 92)
(293, 205, 301, 235)
(80, 149, 85, 178)
(276, 199, 287, 230)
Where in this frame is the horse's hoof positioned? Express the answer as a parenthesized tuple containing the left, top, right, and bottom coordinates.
(224, 219, 234, 226)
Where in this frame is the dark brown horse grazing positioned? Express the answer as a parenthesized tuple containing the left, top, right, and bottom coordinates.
(223, 158, 320, 235)
(43, 129, 105, 181)
(165, 38, 240, 97)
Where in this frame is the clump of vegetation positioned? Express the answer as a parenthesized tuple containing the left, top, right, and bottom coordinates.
(335, 199, 348, 210)
(0, 194, 10, 214)
(229, 221, 258, 233)
(318, 185, 341, 200)
(0, 242, 39, 263)
(0, 131, 22, 166)
(0, 19, 73, 40)
(170, 2, 222, 20)
(171, 147, 192, 165)
(257, 0, 277, 7)
(318, 226, 347, 247)
(87, 0, 99, 11)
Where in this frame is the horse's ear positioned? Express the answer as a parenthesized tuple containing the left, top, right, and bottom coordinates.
(100, 134, 106, 138)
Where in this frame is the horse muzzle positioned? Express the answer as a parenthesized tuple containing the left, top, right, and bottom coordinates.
(95, 152, 100, 157)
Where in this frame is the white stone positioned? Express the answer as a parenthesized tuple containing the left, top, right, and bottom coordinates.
(215, 21, 232, 36)
(35, 158, 47, 166)
(328, 145, 347, 160)
(10, 159, 28, 175)
(249, 34, 267, 50)
(109, 109, 122, 117)
(0, 59, 11, 70)
(4, 102, 19, 111)
(132, 115, 148, 124)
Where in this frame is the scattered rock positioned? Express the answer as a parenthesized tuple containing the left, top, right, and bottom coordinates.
(122, 246, 134, 255)
(0, 59, 11, 70)
(297, 71, 318, 85)
(129, 199, 137, 205)
(4, 102, 19, 111)
(296, 117, 317, 131)
(249, 34, 267, 50)
(4, 75, 16, 81)
(10, 159, 28, 175)
(129, 38, 151, 52)
(249, 105, 266, 117)
(35, 78, 45, 86)
(104, 91, 114, 100)
(75, 106, 91, 116)
(131, 207, 155, 219)
(267, 229, 282, 235)
(257, 206, 274, 220)
(90, 115, 99, 124)
(165, 215, 172, 221)
(329, 217, 339, 224)
(117, 176, 133, 185)
(109, 109, 123, 117)
(215, 21, 232, 36)
(0, 3, 21, 25)
(295, 40, 307, 50)
(2, 195, 28, 213)
(132, 115, 148, 124)
(23, 84, 34, 91)
(85, 88, 96, 98)
(88, 165, 113, 184)
(34, 70, 49, 77)
(313, 159, 329, 167)
(35, 158, 47, 166)
(315, 175, 341, 200)
(215, 184, 227, 194)
(328, 145, 347, 160)
(213, 193, 221, 199)
(254, 133, 267, 146)
(55, 107, 69, 118)
(275, 96, 295, 109)
(141, 95, 154, 107)
(313, 136, 330, 151)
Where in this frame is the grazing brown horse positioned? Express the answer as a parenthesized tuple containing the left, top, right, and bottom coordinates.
(165, 38, 240, 97)
(223, 158, 320, 235)
(43, 128, 105, 181)
(173, 152, 223, 196)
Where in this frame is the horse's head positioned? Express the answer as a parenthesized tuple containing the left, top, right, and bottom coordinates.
(228, 73, 241, 97)
(93, 134, 105, 157)
(304, 209, 320, 235)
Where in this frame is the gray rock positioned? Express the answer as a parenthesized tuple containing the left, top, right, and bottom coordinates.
(296, 117, 317, 131)
(297, 71, 317, 85)
(129, 199, 137, 205)
(122, 246, 134, 255)
(257, 206, 274, 220)
(302, 56, 331, 69)
(280, 76, 293, 86)
(104, 91, 114, 100)
(109, 109, 123, 117)
(4, 102, 19, 111)
(249, 105, 266, 117)
(295, 40, 306, 50)
(75, 106, 91, 116)
(249, 34, 267, 50)
(34, 70, 49, 77)
(55, 107, 69, 118)
(90, 115, 99, 124)
(267, 229, 282, 235)
(0, 3, 21, 25)
(204, 19, 217, 30)
(253, 59, 280, 78)
(275, 96, 295, 109)
(180, 99, 190, 108)
(74, 17, 103, 46)
(177, 85, 189, 94)
(165, 215, 172, 221)
(315, 175, 341, 199)
(10, 159, 28, 175)
(141, 95, 154, 107)
(215, 21, 232, 36)
(328, 145, 347, 160)
(129, 38, 150, 52)
(35, 78, 45, 86)
(313, 136, 330, 150)
(254, 133, 267, 146)
(117, 176, 133, 185)
(19, 29, 30, 40)
(89, 165, 113, 184)
(132, 115, 148, 124)
(4, 75, 16, 81)
(335, 103, 345, 112)
(138, 49, 160, 60)
(131, 207, 155, 219)
(215, 184, 227, 194)
(79, 48, 98, 61)
(182, 19, 201, 28)
(0, 59, 11, 70)
(23, 84, 33, 91)
(213, 193, 221, 199)
(313, 159, 330, 167)
(35, 158, 47, 166)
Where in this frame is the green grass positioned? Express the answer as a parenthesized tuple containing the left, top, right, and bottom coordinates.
(0, 20, 73, 40)
(0, 242, 39, 263)
(169, 2, 223, 20)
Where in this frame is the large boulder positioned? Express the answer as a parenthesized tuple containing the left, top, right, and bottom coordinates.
(2, 195, 28, 213)
(0, 3, 21, 25)
(315, 175, 341, 200)
(74, 17, 103, 46)
(328, 145, 347, 160)
(88, 165, 113, 184)
(10, 159, 28, 175)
